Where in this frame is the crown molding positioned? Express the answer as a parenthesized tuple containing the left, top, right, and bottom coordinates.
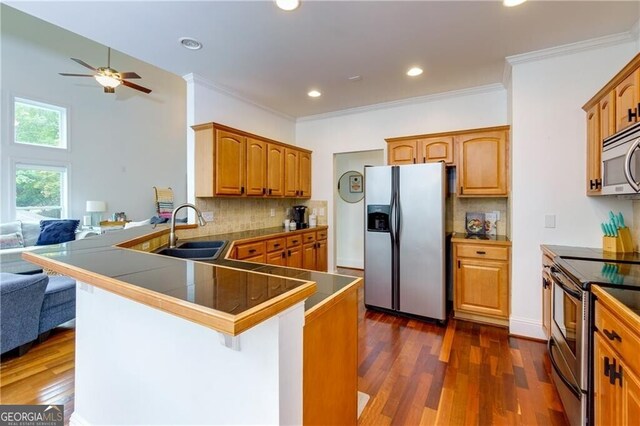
(297, 83, 506, 123)
(505, 31, 635, 67)
(182, 73, 295, 122)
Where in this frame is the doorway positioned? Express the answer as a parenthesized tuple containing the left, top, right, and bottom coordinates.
(334, 150, 384, 269)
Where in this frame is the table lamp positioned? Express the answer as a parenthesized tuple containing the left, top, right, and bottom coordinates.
(86, 201, 107, 227)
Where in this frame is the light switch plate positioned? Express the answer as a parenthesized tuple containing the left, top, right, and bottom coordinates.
(319, 208, 325, 216)
(545, 214, 556, 228)
(202, 211, 214, 222)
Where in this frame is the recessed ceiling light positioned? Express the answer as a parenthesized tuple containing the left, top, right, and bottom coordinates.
(275, 0, 300, 11)
(308, 90, 321, 98)
(348, 75, 362, 82)
(503, 0, 526, 7)
(179, 37, 202, 50)
(407, 67, 423, 77)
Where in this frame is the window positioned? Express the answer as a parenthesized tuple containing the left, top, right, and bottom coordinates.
(15, 164, 68, 221)
(14, 97, 67, 149)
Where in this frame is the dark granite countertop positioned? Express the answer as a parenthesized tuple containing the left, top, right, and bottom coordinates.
(451, 232, 511, 245)
(18, 224, 361, 334)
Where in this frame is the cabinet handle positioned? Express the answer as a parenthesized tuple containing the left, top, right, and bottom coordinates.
(460, 186, 463, 194)
(274, 243, 280, 248)
(269, 188, 273, 195)
(282, 251, 286, 258)
(476, 251, 486, 255)
(413, 158, 416, 164)
(603, 328, 622, 342)
(589, 179, 596, 190)
(629, 107, 638, 123)
(241, 186, 244, 194)
(597, 179, 602, 189)
(542, 277, 550, 289)
(249, 249, 256, 254)
(293, 240, 298, 244)
(604, 356, 612, 377)
(423, 156, 426, 163)
(263, 188, 266, 195)
(288, 249, 291, 256)
(457, 260, 461, 268)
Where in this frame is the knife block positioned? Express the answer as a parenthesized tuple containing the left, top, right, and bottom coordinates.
(603, 227, 634, 253)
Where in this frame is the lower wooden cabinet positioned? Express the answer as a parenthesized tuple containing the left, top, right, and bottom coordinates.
(453, 240, 510, 326)
(231, 228, 328, 272)
(593, 289, 640, 425)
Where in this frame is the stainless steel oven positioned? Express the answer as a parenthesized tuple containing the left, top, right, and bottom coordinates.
(548, 265, 589, 426)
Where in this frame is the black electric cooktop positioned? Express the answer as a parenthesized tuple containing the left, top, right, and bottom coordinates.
(555, 257, 640, 291)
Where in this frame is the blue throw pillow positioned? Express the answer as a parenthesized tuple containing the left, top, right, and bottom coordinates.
(36, 220, 80, 246)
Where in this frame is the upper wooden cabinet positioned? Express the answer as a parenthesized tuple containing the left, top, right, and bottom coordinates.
(615, 68, 640, 132)
(456, 130, 508, 197)
(192, 122, 312, 198)
(386, 136, 454, 165)
(584, 53, 640, 196)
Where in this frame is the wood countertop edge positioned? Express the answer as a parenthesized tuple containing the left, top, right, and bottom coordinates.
(592, 285, 640, 333)
(305, 277, 363, 323)
(22, 251, 316, 336)
(224, 226, 329, 251)
(451, 235, 511, 246)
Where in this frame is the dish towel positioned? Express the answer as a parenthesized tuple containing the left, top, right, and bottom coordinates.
(154, 187, 174, 219)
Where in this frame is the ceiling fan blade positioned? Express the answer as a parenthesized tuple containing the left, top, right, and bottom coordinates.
(119, 72, 141, 79)
(71, 58, 97, 71)
(122, 80, 152, 94)
(59, 73, 95, 77)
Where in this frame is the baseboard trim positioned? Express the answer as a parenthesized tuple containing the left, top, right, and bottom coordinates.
(69, 412, 90, 426)
(509, 316, 547, 340)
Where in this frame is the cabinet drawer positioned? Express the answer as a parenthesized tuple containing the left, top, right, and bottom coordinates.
(316, 229, 327, 240)
(287, 235, 303, 247)
(595, 301, 640, 374)
(456, 244, 509, 261)
(303, 232, 316, 244)
(236, 241, 266, 259)
(266, 237, 286, 252)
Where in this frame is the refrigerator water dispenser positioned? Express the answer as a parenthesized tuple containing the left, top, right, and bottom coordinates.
(367, 205, 390, 232)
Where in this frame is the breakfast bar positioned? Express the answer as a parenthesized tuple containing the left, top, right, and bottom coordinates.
(22, 225, 361, 425)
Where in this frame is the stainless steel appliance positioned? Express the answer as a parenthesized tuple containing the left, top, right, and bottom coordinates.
(291, 205, 308, 229)
(547, 262, 589, 426)
(364, 163, 446, 321)
(601, 121, 640, 195)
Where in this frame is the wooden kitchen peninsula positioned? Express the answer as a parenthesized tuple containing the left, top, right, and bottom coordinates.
(22, 224, 361, 426)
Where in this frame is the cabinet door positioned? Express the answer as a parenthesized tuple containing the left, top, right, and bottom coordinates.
(266, 250, 286, 266)
(299, 151, 312, 198)
(594, 334, 622, 426)
(267, 144, 285, 196)
(623, 358, 640, 425)
(316, 239, 327, 272)
(419, 136, 454, 164)
(302, 242, 317, 270)
(456, 131, 508, 196)
(455, 258, 509, 318)
(215, 130, 245, 195)
(601, 91, 616, 140)
(587, 103, 602, 195)
(246, 137, 267, 196)
(615, 69, 640, 132)
(387, 140, 417, 165)
(287, 245, 302, 268)
(284, 148, 300, 197)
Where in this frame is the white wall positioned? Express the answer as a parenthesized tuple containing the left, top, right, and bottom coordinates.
(335, 150, 384, 268)
(510, 41, 638, 338)
(184, 74, 296, 207)
(0, 6, 187, 222)
(296, 87, 508, 271)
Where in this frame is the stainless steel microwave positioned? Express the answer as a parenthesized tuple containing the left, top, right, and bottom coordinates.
(601, 121, 640, 195)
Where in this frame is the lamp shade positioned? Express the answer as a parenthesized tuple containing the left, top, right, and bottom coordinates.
(86, 201, 107, 213)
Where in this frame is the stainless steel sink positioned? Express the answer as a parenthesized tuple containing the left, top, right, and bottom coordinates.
(156, 240, 227, 260)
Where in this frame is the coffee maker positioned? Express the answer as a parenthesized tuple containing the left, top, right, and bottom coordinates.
(291, 205, 308, 229)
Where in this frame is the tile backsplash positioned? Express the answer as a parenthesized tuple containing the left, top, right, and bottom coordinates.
(449, 196, 509, 236)
(178, 198, 328, 238)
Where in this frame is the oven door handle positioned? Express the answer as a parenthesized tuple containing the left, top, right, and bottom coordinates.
(550, 271, 582, 301)
(548, 338, 583, 398)
(624, 136, 640, 193)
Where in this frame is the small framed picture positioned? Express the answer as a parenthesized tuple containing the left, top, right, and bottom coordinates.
(465, 212, 486, 235)
(349, 175, 363, 193)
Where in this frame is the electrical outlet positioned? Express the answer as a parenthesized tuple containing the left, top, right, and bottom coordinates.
(142, 242, 150, 250)
(202, 211, 214, 222)
(319, 208, 325, 216)
(313, 208, 318, 215)
(270, 208, 275, 217)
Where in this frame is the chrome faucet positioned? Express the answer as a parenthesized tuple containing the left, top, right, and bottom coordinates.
(169, 203, 207, 248)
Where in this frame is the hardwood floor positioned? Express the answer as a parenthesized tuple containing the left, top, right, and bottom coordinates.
(0, 269, 568, 426)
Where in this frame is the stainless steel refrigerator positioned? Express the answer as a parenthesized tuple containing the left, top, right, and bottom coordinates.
(364, 163, 446, 321)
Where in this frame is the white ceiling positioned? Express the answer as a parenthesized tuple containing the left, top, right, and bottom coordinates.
(6, 1, 640, 118)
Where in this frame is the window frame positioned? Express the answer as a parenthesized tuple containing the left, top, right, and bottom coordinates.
(11, 159, 70, 221)
(11, 96, 70, 151)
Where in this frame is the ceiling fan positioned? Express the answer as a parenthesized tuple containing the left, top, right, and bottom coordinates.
(59, 47, 151, 94)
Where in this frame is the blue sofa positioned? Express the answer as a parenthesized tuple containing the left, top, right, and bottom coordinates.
(0, 272, 76, 355)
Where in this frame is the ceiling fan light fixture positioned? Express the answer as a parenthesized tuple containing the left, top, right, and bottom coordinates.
(94, 74, 121, 89)
(275, 0, 300, 11)
(179, 37, 203, 50)
(503, 0, 527, 7)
